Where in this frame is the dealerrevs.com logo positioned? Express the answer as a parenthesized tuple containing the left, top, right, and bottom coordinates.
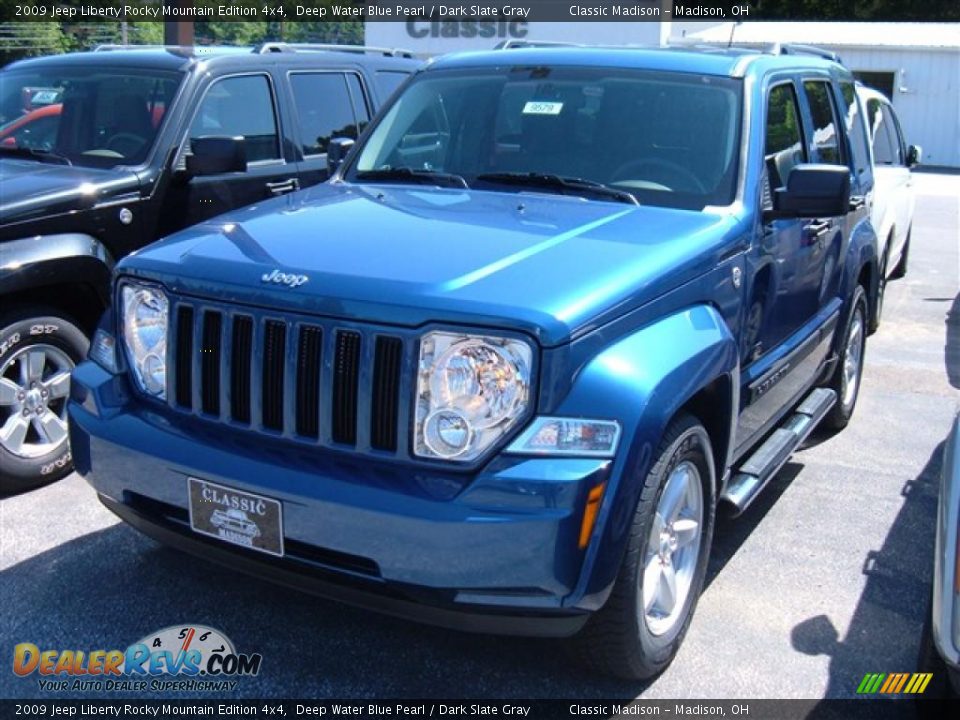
(12, 625, 262, 692)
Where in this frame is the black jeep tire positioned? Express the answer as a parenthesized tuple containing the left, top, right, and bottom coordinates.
(0, 309, 88, 493)
(572, 414, 715, 679)
(823, 285, 868, 432)
(890, 229, 911, 280)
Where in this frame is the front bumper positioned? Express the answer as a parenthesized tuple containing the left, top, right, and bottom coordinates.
(69, 361, 611, 636)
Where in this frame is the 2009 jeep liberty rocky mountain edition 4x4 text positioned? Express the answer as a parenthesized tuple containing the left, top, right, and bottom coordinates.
(0, 43, 420, 489)
(69, 44, 880, 679)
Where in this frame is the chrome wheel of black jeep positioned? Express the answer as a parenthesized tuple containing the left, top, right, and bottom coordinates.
(0, 311, 88, 492)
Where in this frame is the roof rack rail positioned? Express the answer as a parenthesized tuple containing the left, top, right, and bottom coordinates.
(494, 40, 585, 50)
(769, 43, 843, 65)
(94, 44, 172, 51)
(255, 43, 415, 58)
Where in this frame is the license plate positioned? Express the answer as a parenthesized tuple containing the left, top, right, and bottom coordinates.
(188, 477, 284, 557)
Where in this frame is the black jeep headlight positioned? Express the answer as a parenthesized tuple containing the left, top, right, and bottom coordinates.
(414, 332, 532, 462)
(120, 283, 168, 399)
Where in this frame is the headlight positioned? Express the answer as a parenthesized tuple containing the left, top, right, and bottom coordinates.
(415, 332, 532, 461)
(121, 283, 168, 399)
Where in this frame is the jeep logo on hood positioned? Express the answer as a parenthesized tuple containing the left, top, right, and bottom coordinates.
(261, 269, 309, 288)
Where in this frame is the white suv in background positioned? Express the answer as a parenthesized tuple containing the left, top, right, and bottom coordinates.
(857, 84, 922, 331)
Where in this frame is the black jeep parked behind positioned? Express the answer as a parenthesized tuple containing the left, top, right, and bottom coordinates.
(0, 43, 421, 490)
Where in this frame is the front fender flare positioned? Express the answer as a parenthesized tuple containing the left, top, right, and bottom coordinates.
(0, 233, 114, 306)
(552, 304, 739, 608)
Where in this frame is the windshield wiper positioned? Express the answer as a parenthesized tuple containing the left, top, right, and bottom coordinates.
(0, 145, 72, 166)
(476, 172, 638, 205)
(354, 167, 468, 189)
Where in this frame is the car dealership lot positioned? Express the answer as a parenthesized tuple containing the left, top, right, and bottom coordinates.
(2, 172, 958, 701)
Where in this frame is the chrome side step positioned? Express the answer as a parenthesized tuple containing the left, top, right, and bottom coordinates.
(722, 387, 837, 516)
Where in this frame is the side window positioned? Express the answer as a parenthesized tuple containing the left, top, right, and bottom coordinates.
(880, 103, 905, 165)
(839, 81, 872, 177)
(190, 75, 280, 163)
(289, 73, 359, 157)
(866, 98, 897, 165)
(374, 71, 410, 102)
(802, 80, 842, 164)
(345, 74, 371, 131)
(765, 83, 806, 194)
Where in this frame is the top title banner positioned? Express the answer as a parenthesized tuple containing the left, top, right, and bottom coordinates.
(4, 0, 951, 22)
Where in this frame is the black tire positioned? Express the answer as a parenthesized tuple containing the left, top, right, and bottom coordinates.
(0, 308, 88, 493)
(571, 414, 716, 679)
(890, 229, 910, 280)
(823, 285, 868, 432)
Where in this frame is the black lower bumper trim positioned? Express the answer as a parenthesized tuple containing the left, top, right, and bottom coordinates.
(99, 494, 589, 638)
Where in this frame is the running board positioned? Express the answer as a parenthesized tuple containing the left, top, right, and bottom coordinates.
(721, 387, 837, 516)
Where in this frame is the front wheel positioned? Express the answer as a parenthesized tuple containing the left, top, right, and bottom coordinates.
(0, 310, 88, 492)
(572, 414, 715, 679)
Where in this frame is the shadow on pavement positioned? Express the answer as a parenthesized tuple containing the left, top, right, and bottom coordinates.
(790, 433, 943, 702)
(0, 520, 651, 700)
(706, 463, 803, 590)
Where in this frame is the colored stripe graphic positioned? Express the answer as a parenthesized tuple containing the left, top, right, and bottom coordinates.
(857, 672, 933, 694)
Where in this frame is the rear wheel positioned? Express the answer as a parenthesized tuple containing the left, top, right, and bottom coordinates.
(823, 285, 867, 431)
(0, 310, 88, 492)
(572, 414, 715, 679)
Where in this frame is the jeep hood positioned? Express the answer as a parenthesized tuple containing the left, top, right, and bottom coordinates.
(0, 157, 140, 226)
(122, 183, 741, 347)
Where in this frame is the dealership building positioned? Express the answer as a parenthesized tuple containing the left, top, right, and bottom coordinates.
(366, 21, 960, 167)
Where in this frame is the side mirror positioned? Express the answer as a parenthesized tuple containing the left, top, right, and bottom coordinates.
(186, 136, 247, 176)
(327, 137, 355, 176)
(907, 144, 922, 167)
(769, 164, 850, 219)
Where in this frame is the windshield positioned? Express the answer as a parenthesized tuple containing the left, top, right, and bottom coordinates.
(0, 66, 183, 167)
(347, 65, 743, 210)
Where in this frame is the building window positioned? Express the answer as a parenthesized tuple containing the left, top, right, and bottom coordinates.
(854, 71, 896, 100)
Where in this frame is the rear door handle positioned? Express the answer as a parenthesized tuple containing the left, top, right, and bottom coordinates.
(848, 195, 866, 211)
(803, 219, 831, 245)
(266, 178, 299, 196)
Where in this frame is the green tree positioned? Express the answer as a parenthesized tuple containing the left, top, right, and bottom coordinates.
(0, 21, 66, 65)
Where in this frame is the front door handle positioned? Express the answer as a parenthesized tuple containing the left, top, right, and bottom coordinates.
(848, 195, 866, 211)
(265, 178, 300, 196)
(803, 219, 831, 245)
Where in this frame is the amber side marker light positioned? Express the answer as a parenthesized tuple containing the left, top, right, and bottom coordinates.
(579, 483, 607, 549)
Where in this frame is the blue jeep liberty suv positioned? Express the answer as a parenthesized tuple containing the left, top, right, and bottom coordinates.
(68, 44, 879, 679)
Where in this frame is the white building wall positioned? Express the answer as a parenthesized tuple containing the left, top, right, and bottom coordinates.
(837, 47, 960, 167)
(365, 21, 667, 57)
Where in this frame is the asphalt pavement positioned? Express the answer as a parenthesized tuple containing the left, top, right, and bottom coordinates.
(2, 172, 958, 701)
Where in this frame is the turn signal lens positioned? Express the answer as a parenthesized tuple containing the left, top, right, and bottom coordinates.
(579, 483, 607, 549)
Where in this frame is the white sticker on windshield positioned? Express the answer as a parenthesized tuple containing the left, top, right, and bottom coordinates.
(522, 101, 564, 116)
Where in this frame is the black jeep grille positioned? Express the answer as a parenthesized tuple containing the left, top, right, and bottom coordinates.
(169, 300, 407, 456)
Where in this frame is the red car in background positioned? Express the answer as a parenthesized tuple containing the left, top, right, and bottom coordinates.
(0, 102, 166, 150)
